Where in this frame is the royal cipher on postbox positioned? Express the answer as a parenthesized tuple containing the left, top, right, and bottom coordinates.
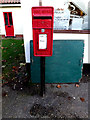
(32, 6, 54, 56)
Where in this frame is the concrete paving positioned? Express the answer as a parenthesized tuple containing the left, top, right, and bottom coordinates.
(2, 78, 89, 119)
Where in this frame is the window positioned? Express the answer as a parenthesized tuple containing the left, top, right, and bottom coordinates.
(9, 13, 13, 25)
(42, 0, 89, 33)
(4, 13, 8, 25)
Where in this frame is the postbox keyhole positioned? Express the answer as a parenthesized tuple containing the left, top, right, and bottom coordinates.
(41, 29, 45, 33)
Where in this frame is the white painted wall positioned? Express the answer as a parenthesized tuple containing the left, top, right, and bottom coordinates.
(0, 8, 5, 35)
(53, 34, 88, 63)
(21, 0, 89, 64)
(21, 0, 39, 63)
(0, 7, 23, 36)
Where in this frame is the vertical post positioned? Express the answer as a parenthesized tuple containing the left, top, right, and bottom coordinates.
(39, 0, 42, 6)
(39, 0, 44, 96)
(40, 57, 45, 96)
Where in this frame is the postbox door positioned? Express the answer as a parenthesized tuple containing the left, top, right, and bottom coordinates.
(33, 29, 53, 56)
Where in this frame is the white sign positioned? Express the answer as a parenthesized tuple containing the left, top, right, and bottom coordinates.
(39, 34, 47, 49)
(54, 9, 70, 30)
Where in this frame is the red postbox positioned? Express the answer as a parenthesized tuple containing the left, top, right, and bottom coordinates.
(32, 6, 54, 56)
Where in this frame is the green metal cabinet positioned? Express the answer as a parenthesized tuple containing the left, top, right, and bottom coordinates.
(30, 40, 84, 83)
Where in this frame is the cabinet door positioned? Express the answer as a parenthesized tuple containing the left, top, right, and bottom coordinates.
(30, 40, 84, 83)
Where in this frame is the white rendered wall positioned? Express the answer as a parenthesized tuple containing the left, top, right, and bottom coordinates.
(0, 8, 5, 35)
(21, 0, 88, 63)
(53, 34, 88, 63)
(43, 0, 89, 63)
(0, 7, 23, 36)
(21, 0, 39, 63)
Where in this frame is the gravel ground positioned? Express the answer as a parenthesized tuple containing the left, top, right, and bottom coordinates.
(2, 66, 90, 119)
